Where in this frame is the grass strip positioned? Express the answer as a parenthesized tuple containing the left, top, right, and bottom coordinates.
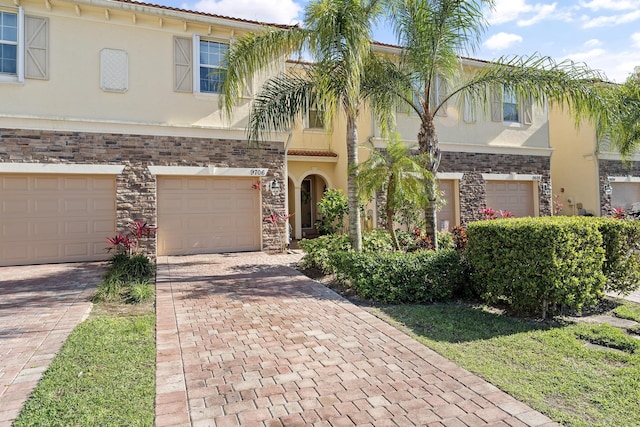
(614, 303, 640, 323)
(14, 314, 155, 427)
(380, 303, 640, 427)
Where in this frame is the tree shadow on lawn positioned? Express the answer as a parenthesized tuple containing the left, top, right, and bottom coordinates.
(379, 302, 563, 344)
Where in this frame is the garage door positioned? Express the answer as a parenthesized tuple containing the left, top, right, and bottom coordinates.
(438, 180, 456, 231)
(1, 174, 116, 266)
(157, 176, 261, 256)
(611, 183, 640, 210)
(486, 181, 534, 218)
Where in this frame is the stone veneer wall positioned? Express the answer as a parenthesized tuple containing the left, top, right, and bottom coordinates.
(598, 159, 640, 217)
(0, 128, 286, 255)
(440, 151, 552, 224)
(376, 151, 552, 228)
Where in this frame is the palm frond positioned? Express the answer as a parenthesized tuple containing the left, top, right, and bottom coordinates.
(221, 27, 309, 118)
(247, 74, 315, 143)
(449, 54, 610, 126)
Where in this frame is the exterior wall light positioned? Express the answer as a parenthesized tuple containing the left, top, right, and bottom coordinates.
(269, 179, 281, 196)
(603, 183, 613, 196)
(541, 182, 551, 196)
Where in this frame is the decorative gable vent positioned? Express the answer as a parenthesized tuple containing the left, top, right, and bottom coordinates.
(100, 48, 128, 92)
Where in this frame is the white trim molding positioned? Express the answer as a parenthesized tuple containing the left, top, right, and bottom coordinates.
(148, 166, 269, 177)
(599, 152, 640, 162)
(0, 114, 289, 142)
(607, 176, 640, 183)
(371, 138, 553, 157)
(436, 172, 464, 180)
(482, 173, 543, 181)
(288, 155, 338, 163)
(0, 162, 125, 174)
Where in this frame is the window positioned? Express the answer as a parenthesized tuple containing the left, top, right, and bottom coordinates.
(305, 96, 324, 129)
(0, 11, 18, 75)
(502, 86, 518, 122)
(491, 86, 533, 125)
(198, 39, 227, 94)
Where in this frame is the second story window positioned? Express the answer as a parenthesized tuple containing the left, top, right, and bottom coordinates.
(502, 86, 519, 122)
(0, 11, 18, 75)
(305, 96, 325, 129)
(199, 40, 227, 94)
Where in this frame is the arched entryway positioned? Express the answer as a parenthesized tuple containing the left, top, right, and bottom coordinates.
(288, 173, 330, 239)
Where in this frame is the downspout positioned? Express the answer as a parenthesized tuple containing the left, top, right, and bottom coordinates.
(284, 129, 293, 247)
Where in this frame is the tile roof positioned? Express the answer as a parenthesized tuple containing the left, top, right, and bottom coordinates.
(288, 150, 338, 157)
(109, 0, 296, 29)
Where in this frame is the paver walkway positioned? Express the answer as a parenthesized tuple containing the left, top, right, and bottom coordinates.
(156, 253, 560, 427)
(0, 262, 101, 427)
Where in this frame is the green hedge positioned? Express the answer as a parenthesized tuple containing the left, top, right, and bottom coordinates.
(330, 249, 467, 304)
(298, 230, 394, 273)
(467, 217, 606, 317)
(592, 218, 640, 294)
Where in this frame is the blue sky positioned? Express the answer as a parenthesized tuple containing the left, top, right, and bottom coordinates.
(157, 0, 640, 82)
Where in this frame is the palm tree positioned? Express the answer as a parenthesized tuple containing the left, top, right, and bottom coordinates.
(221, 0, 386, 251)
(356, 137, 432, 250)
(371, 0, 608, 248)
(598, 69, 640, 158)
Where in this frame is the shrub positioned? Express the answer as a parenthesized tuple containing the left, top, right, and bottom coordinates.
(299, 230, 396, 273)
(467, 217, 606, 317)
(362, 229, 394, 252)
(127, 280, 155, 304)
(93, 276, 125, 303)
(592, 218, 640, 294)
(330, 249, 467, 304)
(94, 253, 155, 304)
(316, 189, 349, 235)
(298, 234, 351, 273)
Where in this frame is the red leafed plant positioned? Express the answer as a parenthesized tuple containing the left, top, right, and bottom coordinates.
(612, 207, 626, 220)
(107, 220, 157, 255)
(128, 221, 157, 240)
(263, 212, 294, 224)
(106, 234, 135, 254)
(480, 207, 514, 220)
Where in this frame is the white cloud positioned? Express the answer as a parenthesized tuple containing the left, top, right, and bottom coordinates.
(180, 0, 302, 25)
(517, 3, 557, 26)
(487, 0, 570, 27)
(487, 0, 535, 24)
(584, 38, 603, 48)
(632, 33, 640, 48)
(483, 32, 524, 51)
(582, 10, 640, 28)
(561, 47, 640, 82)
(579, 0, 638, 11)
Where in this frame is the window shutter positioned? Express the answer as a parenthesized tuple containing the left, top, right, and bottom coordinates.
(463, 92, 476, 123)
(24, 16, 48, 80)
(522, 93, 533, 125)
(435, 76, 448, 117)
(491, 86, 502, 122)
(174, 36, 192, 92)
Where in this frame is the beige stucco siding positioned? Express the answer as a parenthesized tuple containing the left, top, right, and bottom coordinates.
(548, 106, 600, 216)
(0, 0, 274, 129)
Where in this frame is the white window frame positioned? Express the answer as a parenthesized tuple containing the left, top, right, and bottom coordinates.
(0, 7, 24, 84)
(193, 34, 228, 95)
(304, 96, 325, 130)
(502, 85, 519, 123)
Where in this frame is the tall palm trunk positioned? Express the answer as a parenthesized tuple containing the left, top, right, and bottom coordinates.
(347, 114, 362, 251)
(385, 173, 400, 250)
(418, 114, 441, 250)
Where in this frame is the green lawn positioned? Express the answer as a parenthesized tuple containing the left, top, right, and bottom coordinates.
(14, 313, 155, 427)
(379, 303, 640, 427)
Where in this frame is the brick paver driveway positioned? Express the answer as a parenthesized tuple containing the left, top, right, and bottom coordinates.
(156, 253, 559, 427)
(0, 263, 102, 426)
